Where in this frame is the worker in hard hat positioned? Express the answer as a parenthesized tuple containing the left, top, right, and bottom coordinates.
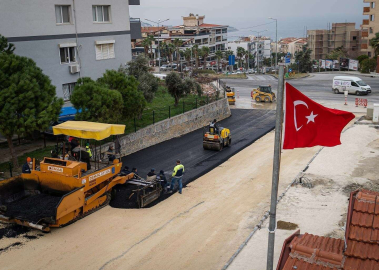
(22, 157, 32, 174)
(85, 143, 92, 158)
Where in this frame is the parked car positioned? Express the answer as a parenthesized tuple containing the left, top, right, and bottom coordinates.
(160, 65, 169, 71)
(332, 76, 371, 95)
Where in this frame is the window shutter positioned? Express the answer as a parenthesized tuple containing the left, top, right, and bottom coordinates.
(55, 6, 62, 23)
(96, 45, 103, 60)
(102, 44, 109, 59)
(109, 44, 115, 58)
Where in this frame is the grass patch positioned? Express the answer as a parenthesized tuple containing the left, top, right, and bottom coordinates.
(273, 73, 309, 80)
(196, 70, 216, 74)
(216, 73, 247, 79)
(122, 86, 216, 134)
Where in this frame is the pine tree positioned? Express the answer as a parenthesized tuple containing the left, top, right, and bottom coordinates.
(0, 53, 63, 167)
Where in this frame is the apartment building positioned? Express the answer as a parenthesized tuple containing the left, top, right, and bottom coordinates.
(1, 0, 141, 101)
(135, 14, 228, 60)
(307, 23, 361, 60)
(361, 0, 378, 57)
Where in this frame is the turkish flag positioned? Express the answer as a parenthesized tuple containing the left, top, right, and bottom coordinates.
(283, 83, 355, 149)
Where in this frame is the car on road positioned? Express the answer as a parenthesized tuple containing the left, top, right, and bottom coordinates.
(332, 76, 371, 95)
(160, 65, 169, 71)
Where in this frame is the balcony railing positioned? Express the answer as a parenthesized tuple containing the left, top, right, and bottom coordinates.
(362, 31, 369, 37)
(363, 19, 370, 25)
(363, 7, 370, 13)
(361, 44, 368, 49)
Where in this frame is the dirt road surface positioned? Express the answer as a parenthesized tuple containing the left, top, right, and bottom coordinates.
(0, 130, 319, 270)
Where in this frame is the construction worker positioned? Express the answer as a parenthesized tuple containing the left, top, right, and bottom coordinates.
(146, 168, 157, 182)
(169, 160, 185, 194)
(22, 157, 32, 174)
(132, 167, 142, 180)
(85, 143, 92, 158)
(159, 170, 168, 191)
(107, 145, 116, 162)
(210, 119, 219, 133)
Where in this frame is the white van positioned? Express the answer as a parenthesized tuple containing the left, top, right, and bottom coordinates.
(332, 76, 371, 95)
(153, 73, 167, 80)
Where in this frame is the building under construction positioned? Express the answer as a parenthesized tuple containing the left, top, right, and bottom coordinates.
(307, 23, 361, 60)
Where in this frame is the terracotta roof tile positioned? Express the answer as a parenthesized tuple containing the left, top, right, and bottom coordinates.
(345, 240, 379, 260)
(348, 225, 379, 242)
(282, 257, 339, 270)
(344, 257, 379, 270)
(351, 211, 374, 227)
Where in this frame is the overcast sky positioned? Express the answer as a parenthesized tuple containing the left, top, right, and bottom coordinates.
(130, 0, 365, 39)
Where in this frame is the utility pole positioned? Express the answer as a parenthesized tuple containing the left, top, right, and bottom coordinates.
(266, 64, 285, 270)
(145, 18, 170, 74)
(269, 18, 278, 74)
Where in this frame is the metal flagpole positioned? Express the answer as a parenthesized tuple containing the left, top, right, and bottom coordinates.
(266, 64, 285, 270)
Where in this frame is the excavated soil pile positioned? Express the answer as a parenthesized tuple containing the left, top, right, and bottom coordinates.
(5, 194, 61, 223)
(277, 220, 299, 230)
(0, 225, 31, 240)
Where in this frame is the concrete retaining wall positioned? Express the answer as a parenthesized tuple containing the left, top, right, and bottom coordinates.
(100, 98, 231, 158)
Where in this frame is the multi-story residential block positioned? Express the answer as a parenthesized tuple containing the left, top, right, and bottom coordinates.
(135, 14, 228, 62)
(1, 0, 141, 101)
(307, 23, 361, 60)
(361, 0, 378, 57)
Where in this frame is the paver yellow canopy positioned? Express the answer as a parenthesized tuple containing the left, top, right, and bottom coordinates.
(53, 121, 125, 140)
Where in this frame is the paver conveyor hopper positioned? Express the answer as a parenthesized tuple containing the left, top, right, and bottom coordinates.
(0, 122, 133, 232)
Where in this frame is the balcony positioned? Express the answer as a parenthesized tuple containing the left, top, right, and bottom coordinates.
(130, 18, 142, 40)
(363, 7, 370, 14)
(363, 19, 370, 25)
(362, 31, 369, 38)
(361, 44, 368, 50)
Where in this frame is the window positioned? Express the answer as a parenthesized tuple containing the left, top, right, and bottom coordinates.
(92, 6, 110, 22)
(370, 14, 375, 21)
(95, 43, 115, 60)
(371, 2, 375, 8)
(63, 83, 76, 101)
(60, 47, 76, 64)
(370, 27, 374, 34)
(353, 36, 357, 40)
(55, 5, 71, 24)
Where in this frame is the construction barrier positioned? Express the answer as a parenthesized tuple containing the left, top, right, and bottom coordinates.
(355, 98, 368, 108)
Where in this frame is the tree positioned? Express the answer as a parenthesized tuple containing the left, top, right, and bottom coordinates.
(369, 32, 379, 56)
(0, 35, 15, 54)
(147, 35, 156, 65)
(184, 48, 192, 69)
(141, 38, 150, 57)
(244, 50, 250, 70)
(215, 50, 223, 72)
(173, 38, 183, 68)
(357, 54, 369, 64)
(201, 46, 210, 69)
(0, 53, 63, 167)
(295, 45, 312, 73)
(71, 77, 124, 123)
(325, 46, 347, 60)
(263, 57, 271, 67)
(121, 56, 158, 102)
(193, 44, 200, 69)
(168, 43, 175, 64)
(165, 72, 200, 106)
(236, 47, 246, 68)
(124, 54, 150, 79)
(360, 58, 377, 73)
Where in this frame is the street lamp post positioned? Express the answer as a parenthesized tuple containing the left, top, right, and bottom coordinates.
(269, 17, 278, 74)
(251, 30, 268, 74)
(144, 18, 170, 73)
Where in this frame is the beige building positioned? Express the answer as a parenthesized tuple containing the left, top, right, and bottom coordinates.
(361, 0, 378, 57)
(307, 23, 361, 60)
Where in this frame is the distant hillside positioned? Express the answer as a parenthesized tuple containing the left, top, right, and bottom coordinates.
(228, 26, 238, 32)
(141, 21, 152, 27)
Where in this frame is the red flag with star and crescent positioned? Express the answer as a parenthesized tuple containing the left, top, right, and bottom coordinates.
(283, 83, 355, 149)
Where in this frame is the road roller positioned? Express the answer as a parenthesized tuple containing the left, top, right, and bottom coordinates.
(203, 124, 231, 151)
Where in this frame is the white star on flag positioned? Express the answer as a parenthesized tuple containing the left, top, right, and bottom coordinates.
(305, 111, 318, 124)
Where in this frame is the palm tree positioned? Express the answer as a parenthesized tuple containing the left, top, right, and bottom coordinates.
(215, 50, 223, 73)
(236, 47, 246, 69)
(168, 43, 175, 64)
(173, 38, 183, 69)
(244, 50, 250, 71)
(184, 48, 192, 69)
(370, 32, 379, 56)
(147, 35, 155, 65)
(141, 38, 150, 57)
(192, 44, 200, 69)
(201, 46, 210, 69)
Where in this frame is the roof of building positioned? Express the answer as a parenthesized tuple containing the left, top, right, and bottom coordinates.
(141, 27, 166, 33)
(277, 190, 379, 270)
(199, 23, 224, 28)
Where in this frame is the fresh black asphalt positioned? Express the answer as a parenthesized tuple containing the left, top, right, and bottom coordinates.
(120, 109, 276, 189)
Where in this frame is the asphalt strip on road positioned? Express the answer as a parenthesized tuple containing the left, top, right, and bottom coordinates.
(111, 109, 276, 208)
